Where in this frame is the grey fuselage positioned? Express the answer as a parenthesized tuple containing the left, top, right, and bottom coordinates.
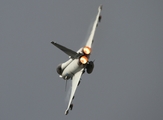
(57, 58, 86, 80)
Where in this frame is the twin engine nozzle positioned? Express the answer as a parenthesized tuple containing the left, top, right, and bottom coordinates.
(79, 46, 91, 64)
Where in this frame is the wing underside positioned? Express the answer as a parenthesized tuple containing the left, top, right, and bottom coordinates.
(85, 5, 102, 48)
(65, 68, 84, 115)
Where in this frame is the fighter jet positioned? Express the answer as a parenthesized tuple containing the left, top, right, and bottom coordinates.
(51, 5, 102, 115)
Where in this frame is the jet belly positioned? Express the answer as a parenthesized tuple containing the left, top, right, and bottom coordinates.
(61, 59, 83, 79)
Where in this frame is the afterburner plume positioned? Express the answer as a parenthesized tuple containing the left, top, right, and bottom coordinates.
(80, 56, 88, 64)
(83, 46, 91, 55)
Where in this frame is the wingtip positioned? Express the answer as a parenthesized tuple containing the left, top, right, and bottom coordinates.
(51, 41, 55, 43)
(51, 41, 57, 45)
(65, 110, 69, 115)
(99, 5, 103, 10)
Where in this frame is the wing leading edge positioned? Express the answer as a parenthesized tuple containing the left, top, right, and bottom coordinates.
(65, 68, 84, 115)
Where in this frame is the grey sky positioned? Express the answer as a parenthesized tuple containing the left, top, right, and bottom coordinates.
(1, 0, 163, 120)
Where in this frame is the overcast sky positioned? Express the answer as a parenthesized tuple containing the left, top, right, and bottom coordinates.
(1, 0, 163, 120)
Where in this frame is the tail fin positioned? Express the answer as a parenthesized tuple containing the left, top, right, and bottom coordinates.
(51, 41, 81, 58)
